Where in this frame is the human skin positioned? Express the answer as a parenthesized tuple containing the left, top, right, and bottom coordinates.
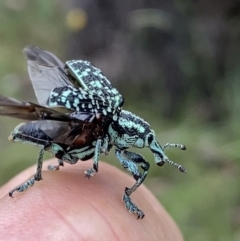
(0, 160, 183, 241)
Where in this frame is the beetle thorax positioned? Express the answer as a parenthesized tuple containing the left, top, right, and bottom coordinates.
(108, 110, 151, 149)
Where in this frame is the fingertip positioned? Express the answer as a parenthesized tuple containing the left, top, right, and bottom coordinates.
(0, 160, 183, 241)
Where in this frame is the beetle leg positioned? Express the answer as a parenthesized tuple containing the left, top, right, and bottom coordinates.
(84, 138, 102, 178)
(48, 159, 64, 171)
(115, 149, 150, 219)
(48, 143, 80, 170)
(9, 148, 44, 197)
(101, 135, 110, 155)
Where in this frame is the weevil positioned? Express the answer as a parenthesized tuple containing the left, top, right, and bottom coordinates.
(0, 46, 186, 219)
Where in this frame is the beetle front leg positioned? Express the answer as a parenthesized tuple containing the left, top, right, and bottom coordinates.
(9, 148, 44, 197)
(84, 138, 102, 178)
(115, 149, 150, 219)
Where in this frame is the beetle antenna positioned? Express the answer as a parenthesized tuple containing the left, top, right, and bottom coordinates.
(160, 158, 186, 173)
(162, 143, 186, 151)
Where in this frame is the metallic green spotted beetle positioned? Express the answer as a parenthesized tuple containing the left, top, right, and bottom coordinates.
(0, 46, 186, 219)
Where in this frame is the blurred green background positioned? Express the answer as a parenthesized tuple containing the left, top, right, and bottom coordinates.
(0, 1, 240, 240)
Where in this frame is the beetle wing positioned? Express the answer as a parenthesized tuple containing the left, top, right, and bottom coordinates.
(66, 60, 124, 108)
(53, 120, 103, 147)
(0, 94, 81, 122)
(48, 86, 118, 118)
(12, 117, 102, 147)
(23, 46, 73, 106)
(24, 46, 124, 116)
(0, 94, 104, 146)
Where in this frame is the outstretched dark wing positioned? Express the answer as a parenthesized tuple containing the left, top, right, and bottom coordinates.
(66, 60, 124, 108)
(0, 95, 104, 146)
(0, 94, 85, 122)
(23, 46, 73, 106)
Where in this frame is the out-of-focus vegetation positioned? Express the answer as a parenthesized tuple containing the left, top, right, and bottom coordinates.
(0, 1, 240, 240)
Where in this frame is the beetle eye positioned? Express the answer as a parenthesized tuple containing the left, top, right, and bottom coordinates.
(147, 133, 153, 144)
(119, 97, 124, 107)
